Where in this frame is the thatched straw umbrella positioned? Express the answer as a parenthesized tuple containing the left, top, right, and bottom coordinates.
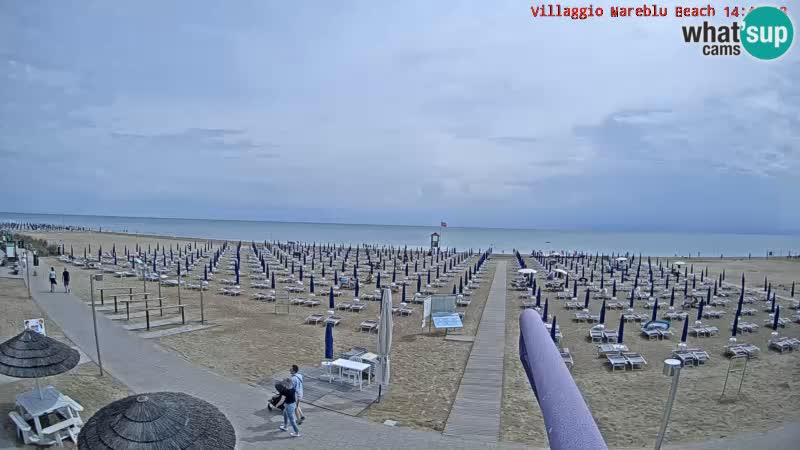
(78, 392, 236, 450)
(0, 329, 80, 398)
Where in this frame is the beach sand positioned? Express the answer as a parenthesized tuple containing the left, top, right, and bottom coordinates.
(21, 231, 800, 447)
(501, 254, 800, 447)
(28, 231, 493, 433)
(0, 278, 131, 448)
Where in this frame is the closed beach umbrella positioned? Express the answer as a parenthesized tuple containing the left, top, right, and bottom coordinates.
(417, 274, 421, 292)
(78, 392, 236, 450)
(791, 281, 795, 298)
(770, 292, 776, 312)
(732, 310, 740, 337)
(697, 301, 704, 321)
(684, 279, 688, 296)
(651, 298, 659, 322)
(203, 265, 207, 281)
(629, 289, 634, 308)
(573, 282, 577, 298)
(670, 287, 675, 306)
(377, 272, 381, 289)
(427, 270, 431, 285)
(584, 289, 590, 309)
(452, 285, 457, 295)
(612, 279, 617, 297)
(329, 287, 335, 309)
(680, 318, 689, 343)
(355, 278, 360, 297)
(773, 305, 781, 330)
(401, 283, 406, 303)
(310, 275, 315, 294)
(271, 272, 275, 289)
(543, 298, 549, 320)
(377, 289, 393, 388)
(550, 316, 557, 342)
(599, 301, 606, 324)
(0, 330, 80, 398)
(617, 316, 625, 344)
(300, 265, 303, 281)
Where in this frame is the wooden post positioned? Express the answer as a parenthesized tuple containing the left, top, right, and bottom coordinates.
(200, 288, 205, 324)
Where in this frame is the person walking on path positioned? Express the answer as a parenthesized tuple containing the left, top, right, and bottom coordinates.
(62, 268, 71, 293)
(276, 378, 301, 437)
(48, 267, 57, 292)
(291, 365, 306, 424)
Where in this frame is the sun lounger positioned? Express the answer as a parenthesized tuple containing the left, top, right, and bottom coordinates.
(305, 314, 325, 325)
(589, 328, 604, 343)
(359, 320, 379, 333)
(606, 354, 627, 371)
(768, 337, 795, 353)
(560, 348, 574, 371)
(763, 317, 790, 328)
(597, 343, 629, 357)
(565, 301, 582, 310)
(456, 297, 471, 307)
(324, 315, 342, 326)
(290, 298, 307, 305)
(252, 292, 276, 302)
(574, 312, 591, 322)
(702, 310, 725, 319)
(623, 352, 647, 370)
(641, 328, 660, 340)
(349, 303, 366, 312)
(336, 303, 352, 311)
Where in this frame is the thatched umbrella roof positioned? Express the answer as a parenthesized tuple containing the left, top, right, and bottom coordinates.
(78, 392, 236, 450)
(0, 330, 80, 378)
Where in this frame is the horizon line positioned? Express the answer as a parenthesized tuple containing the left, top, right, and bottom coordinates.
(1, 210, 798, 237)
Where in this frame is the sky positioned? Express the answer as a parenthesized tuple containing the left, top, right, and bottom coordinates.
(1, 1, 798, 233)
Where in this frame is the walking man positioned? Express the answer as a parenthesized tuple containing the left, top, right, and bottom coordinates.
(291, 365, 306, 424)
(62, 268, 71, 293)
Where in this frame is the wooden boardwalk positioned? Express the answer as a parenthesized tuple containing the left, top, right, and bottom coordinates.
(443, 260, 507, 442)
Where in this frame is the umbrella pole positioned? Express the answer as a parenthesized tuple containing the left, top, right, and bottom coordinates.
(36, 377, 43, 399)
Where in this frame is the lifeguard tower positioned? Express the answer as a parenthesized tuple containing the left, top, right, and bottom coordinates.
(430, 232, 440, 250)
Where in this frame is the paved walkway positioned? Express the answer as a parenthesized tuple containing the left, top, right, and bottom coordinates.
(24, 263, 529, 450)
(444, 261, 506, 441)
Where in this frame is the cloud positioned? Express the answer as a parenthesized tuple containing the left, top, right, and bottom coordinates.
(0, 1, 798, 232)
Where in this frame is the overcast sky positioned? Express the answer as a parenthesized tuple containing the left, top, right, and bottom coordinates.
(2, 1, 798, 233)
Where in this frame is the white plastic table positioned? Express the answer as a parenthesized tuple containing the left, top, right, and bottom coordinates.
(330, 358, 371, 390)
(15, 386, 80, 445)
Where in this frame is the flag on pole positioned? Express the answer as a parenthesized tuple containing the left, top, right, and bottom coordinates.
(440, 221, 448, 228)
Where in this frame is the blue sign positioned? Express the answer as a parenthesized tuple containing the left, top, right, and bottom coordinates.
(432, 313, 463, 329)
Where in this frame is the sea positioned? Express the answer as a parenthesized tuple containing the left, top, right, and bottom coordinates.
(1, 212, 798, 257)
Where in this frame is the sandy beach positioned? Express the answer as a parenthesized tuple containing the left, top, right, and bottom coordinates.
(25, 230, 494, 434)
(12, 230, 800, 447)
(0, 277, 131, 448)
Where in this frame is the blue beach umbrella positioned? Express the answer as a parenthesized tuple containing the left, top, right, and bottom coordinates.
(680, 318, 689, 342)
(271, 272, 275, 289)
(697, 300, 704, 321)
(599, 301, 606, 324)
(684, 280, 688, 296)
(573, 282, 577, 298)
(310, 275, 315, 294)
(377, 272, 381, 289)
(617, 316, 625, 344)
(629, 289, 634, 308)
(584, 289, 590, 309)
(329, 287, 335, 309)
(402, 284, 406, 303)
(204, 265, 208, 281)
(732, 310, 740, 337)
(651, 298, 659, 322)
(770, 292, 776, 312)
(355, 278, 360, 297)
(550, 316, 557, 342)
(417, 274, 421, 292)
(536, 288, 541, 306)
(612, 279, 617, 297)
(542, 298, 549, 321)
(452, 285, 457, 295)
(300, 265, 304, 281)
(427, 270, 431, 285)
(325, 322, 334, 359)
(773, 305, 781, 330)
(670, 287, 675, 306)
(392, 268, 397, 283)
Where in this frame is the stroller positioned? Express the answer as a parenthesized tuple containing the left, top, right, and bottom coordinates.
(267, 393, 285, 411)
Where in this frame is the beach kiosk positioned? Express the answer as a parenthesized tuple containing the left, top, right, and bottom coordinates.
(430, 232, 440, 250)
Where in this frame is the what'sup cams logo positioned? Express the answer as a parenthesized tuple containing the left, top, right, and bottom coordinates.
(681, 6, 794, 59)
